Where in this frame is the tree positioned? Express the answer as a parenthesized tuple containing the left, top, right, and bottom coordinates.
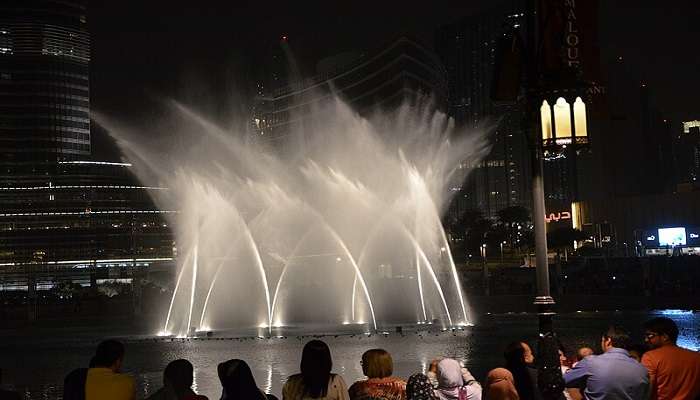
(497, 205, 530, 226)
(497, 206, 531, 250)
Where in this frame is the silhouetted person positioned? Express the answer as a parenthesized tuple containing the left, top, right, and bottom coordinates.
(218, 359, 276, 400)
(503, 342, 540, 400)
(0, 369, 21, 400)
(406, 374, 437, 400)
(63, 357, 97, 400)
(283, 340, 349, 400)
(626, 344, 646, 363)
(573, 347, 594, 367)
(146, 359, 207, 400)
(642, 317, 700, 399)
(85, 340, 135, 400)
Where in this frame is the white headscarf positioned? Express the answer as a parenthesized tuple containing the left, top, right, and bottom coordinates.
(435, 359, 464, 400)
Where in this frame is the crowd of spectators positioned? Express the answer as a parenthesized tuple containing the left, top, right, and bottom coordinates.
(2, 317, 698, 400)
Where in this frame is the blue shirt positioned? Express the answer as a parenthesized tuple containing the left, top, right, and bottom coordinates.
(564, 348, 650, 400)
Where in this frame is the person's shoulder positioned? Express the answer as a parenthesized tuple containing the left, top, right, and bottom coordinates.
(348, 379, 364, 396)
(348, 379, 363, 390)
(331, 373, 347, 384)
(116, 371, 135, 383)
(182, 395, 208, 400)
(65, 367, 88, 379)
(283, 373, 303, 393)
(113, 371, 135, 392)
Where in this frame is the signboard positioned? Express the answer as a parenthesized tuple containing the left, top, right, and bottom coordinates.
(658, 227, 687, 246)
(537, 0, 600, 86)
(642, 226, 700, 247)
(545, 211, 571, 223)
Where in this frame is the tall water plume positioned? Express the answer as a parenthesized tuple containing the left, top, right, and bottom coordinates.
(96, 94, 491, 336)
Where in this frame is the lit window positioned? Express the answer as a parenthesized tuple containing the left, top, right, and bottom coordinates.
(573, 97, 588, 137)
(553, 97, 572, 138)
(540, 100, 552, 140)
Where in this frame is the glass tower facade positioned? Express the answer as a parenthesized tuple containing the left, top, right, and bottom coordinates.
(0, 0, 90, 166)
(435, 9, 531, 219)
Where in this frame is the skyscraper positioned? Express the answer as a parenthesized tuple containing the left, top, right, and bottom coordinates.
(0, 0, 90, 166)
(0, 2, 175, 314)
(435, 8, 530, 219)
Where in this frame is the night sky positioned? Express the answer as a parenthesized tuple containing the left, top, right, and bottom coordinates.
(88, 0, 700, 158)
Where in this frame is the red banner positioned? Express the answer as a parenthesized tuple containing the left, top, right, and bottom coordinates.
(537, 0, 600, 87)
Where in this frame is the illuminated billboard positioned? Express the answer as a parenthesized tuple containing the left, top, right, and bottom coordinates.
(658, 227, 687, 246)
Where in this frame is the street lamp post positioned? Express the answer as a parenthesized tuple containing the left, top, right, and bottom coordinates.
(524, 1, 565, 398)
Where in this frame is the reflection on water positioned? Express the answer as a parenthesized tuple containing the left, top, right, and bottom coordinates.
(264, 364, 272, 394)
(1, 311, 698, 399)
(656, 310, 700, 351)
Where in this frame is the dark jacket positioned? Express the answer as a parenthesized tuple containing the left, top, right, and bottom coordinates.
(63, 368, 89, 400)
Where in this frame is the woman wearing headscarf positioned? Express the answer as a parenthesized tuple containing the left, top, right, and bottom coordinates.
(218, 359, 277, 400)
(486, 368, 519, 400)
(434, 358, 482, 400)
(406, 374, 437, 400)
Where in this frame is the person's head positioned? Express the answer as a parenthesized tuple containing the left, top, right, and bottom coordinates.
(576, 347, 594, 361)
(504, 341, 533, 367)
(217, 359, 265, 400)
(627, 344, 647, 362)
(521, 342, 534, 364)
(300, 340, 332, 398)
(428, 357, 444, 374)
(503, 342, 534, 399)
(361, 349, 393, 379)
(93, 340, 125, 371)
(436, 358, 463, 389)
(163, 359, 194, 396)
(558, 349, 568, 367)
(406, 373, 438, 400)
(600, 326, 631, 352)
(486, 368, 518, 400)
(643, 317, 678, 349)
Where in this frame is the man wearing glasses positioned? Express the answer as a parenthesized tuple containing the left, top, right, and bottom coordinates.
(642, 317, 700, 400)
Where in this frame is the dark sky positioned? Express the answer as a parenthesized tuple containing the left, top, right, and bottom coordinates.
(88, 0, 700, 158)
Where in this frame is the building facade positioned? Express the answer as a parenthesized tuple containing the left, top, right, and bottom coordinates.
(0, 0, 91, 166)
(0, 2, 174, 315)
(253, 37, 448, 146)
(675, 120, 700, 190)
(0, 161, 175, 289)
(435, 9, 531, 219)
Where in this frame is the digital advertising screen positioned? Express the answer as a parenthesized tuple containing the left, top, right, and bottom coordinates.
(658, 227, 687, 246)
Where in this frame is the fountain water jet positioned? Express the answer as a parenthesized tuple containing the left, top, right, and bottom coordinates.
(99, 94, 490, 336)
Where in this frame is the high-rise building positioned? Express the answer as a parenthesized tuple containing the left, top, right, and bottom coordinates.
(0, 0, 91, 166)
(676, 120, 700, 189)
(0, 2, 174, 312)
(435, 8, 531, 219)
